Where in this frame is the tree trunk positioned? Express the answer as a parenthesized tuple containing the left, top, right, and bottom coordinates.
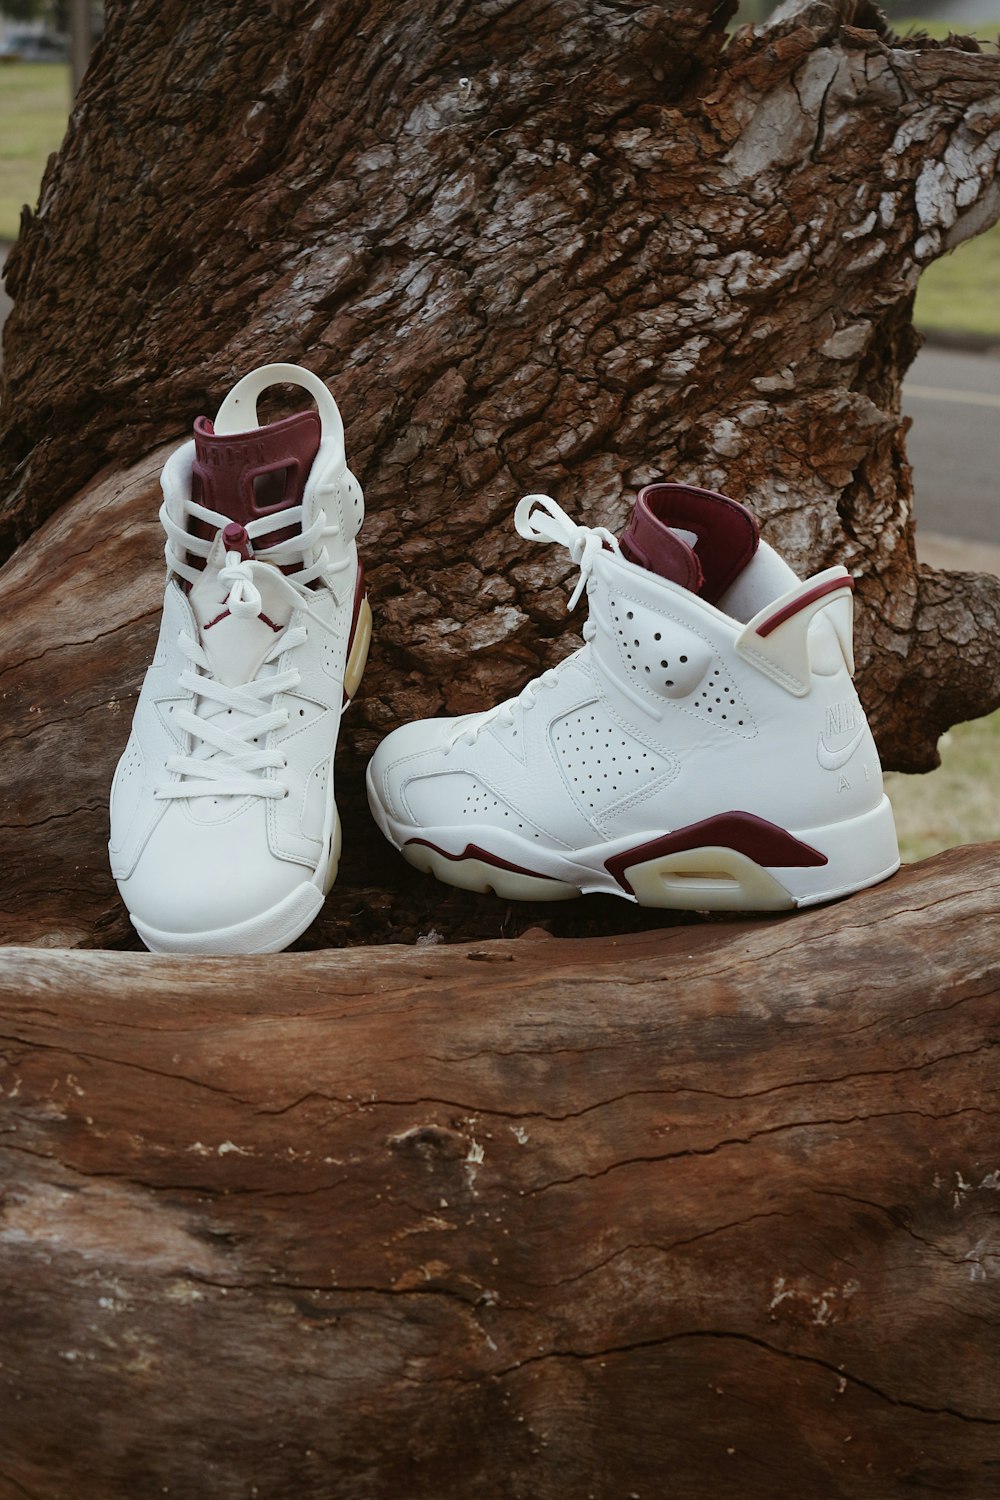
(2, 8, 997, 1488)
(1, 0, 999, 778)
(1, 844, 998, 1499)
(2, 0, 1000, 947)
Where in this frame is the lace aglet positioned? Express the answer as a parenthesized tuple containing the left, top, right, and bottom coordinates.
(222, 522, 254, 561)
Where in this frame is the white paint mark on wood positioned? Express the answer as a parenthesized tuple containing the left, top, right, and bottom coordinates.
(769, 1274, 859, 1324)
(1, 1181, 226, 1275)
(954, 1170, 972, 1209)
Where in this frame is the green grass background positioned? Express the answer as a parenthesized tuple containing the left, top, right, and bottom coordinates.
(0, 63, 67, 241)
(0, 44, 997, 865)
(884, 712, 1000, 862)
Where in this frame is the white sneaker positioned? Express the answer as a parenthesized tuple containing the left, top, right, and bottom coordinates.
(367, 485, 899, 911)
(109, 363, 371, 953)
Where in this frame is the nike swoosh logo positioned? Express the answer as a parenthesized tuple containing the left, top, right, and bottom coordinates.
(816, 725, 865, 770)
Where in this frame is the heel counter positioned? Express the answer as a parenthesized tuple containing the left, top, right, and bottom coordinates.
(735, 570, 888, 817)
(736, 568, 855, 696)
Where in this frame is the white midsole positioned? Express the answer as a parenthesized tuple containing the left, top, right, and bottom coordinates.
(366, 763, 899, 908)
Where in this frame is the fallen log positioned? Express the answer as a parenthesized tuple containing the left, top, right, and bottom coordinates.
(2, 842, 998, 1499)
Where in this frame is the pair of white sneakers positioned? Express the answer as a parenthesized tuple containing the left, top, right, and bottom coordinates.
(109, 364, 899, 954)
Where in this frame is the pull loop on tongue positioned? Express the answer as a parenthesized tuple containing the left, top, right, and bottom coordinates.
(515, 494, 619, 611)
(191, 407, 320, 528)
(212, 361, 345, 455)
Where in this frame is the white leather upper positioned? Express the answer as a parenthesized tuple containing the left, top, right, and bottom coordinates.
(109, 371, 363, 938)
(369, 538, 885, 854)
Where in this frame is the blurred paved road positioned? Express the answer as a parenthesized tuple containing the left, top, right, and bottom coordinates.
(899, 0, 1000, 21)
(903, 347, 1000, 545)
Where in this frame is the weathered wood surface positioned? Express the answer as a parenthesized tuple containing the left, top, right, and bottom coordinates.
(1, 843, 998, 1499)
(2, 0, 1000, 788)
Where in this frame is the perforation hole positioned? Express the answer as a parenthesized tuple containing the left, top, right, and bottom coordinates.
(552, 708, 669, 805)
(461, 781, 541, 839)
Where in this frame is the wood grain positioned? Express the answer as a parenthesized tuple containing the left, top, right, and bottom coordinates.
(2, 844, 998, 1498)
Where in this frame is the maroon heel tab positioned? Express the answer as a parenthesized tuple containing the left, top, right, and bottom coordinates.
(624, 483, 759, 604)
(191, 408, 322, 525)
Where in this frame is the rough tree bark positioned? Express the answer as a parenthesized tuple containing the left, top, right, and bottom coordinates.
(1, 846, 999, 1499)
(1, 0, 999, 947)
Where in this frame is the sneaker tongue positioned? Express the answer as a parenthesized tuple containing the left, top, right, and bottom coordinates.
(187, 407, 321, 567)
(191, 407, 321, 522)
(620, 483, 760, 604)
(189, 533, 293, 689)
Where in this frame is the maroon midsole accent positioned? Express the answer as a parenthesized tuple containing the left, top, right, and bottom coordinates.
(756, 576, 854, 637)
(605, 812, 828, 894)
(342, 560, 367, 706)
(203, 608, 281, 632)
(405, 838, 559, 882)
(350, 558, 365, 639)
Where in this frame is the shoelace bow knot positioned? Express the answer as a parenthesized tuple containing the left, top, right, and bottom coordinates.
(218, 552, 264, 619)
(514, 493, 619, 610)
(448, 494, 618, 749)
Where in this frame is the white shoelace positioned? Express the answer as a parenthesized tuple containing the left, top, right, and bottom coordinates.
(156, 627, 308, 800)
(159, 495, 347, 593)
(449, 494, 618, 749)
(513, 493, 618, 609)
(156, 495, 351, 801)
